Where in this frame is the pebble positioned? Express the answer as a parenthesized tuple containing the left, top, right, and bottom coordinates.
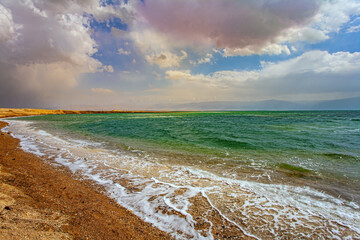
(8, 177, 15, 182)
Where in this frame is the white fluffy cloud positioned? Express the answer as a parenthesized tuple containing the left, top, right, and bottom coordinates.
(0, 0, 125, 106)
(146, 51, 187, 68)
(276, 0, 360, 45)
(261, 51, 360, 77)
(163, 51, 360, 101)
(118, 48, 131, 55)
(127, 26, 191, 68)
(34, 0, 135, 23)
(314, 0, 360, 33)
(0, 4, 21, 42)
(222, 44, 291, 57)
(190, 53, 214, 65)
(166, 70, 205, 81)
(91, 88, 114, 94)
(102, 65, 114, 73)
(165, 69, 258, 87)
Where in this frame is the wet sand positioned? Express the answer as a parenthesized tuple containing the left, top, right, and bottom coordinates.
(0, 120, 171, 239)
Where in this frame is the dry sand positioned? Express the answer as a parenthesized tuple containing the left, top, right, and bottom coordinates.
(0, 108, 167, 118)
(0, 111, 171, 239)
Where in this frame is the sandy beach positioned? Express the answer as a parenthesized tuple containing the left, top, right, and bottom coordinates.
(0, 111, 171, 239)
(0, 108, 168, 118)
(1, 109, 359, 239)
(2, 0, 359, 238)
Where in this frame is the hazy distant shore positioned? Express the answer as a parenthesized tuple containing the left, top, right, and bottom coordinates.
(0, 108, 172, 119)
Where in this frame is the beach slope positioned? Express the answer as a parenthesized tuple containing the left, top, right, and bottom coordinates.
(0, 120, 170, 239)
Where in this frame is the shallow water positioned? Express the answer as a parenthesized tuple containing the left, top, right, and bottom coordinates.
(5, 111, 360, 239)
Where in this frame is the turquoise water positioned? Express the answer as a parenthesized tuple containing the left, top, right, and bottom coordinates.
(20, 111, 360, 181)
(10, 111, 360, 238)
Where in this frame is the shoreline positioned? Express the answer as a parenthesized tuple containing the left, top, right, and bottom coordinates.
(3, 118, 257, 239)
(0, 108, 173, 119)
(1, 110, 359, 239)
(0, 120, 171, 239)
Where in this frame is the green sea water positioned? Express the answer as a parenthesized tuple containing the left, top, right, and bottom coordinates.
(20, 111, 360, 177)
(11, 111, 360, 238)
(19, 111, 360, 195)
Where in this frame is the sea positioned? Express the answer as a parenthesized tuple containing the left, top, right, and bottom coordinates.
(4, 111, 360, 239)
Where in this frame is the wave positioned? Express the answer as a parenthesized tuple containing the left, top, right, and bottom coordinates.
(321, 152, 359, 161)
(201, 137, 257, 150)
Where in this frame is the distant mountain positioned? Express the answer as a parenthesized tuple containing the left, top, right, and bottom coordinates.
(158, 97, 360, 111)
(56, 97, 360, 111)
(311, 97, 360, 110)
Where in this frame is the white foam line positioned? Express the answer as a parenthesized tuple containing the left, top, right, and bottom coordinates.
(200, 190, 261, 240)
(152, 177, 181, 189)
(152, 177, 205, 235)
(203, 213, 214, 240)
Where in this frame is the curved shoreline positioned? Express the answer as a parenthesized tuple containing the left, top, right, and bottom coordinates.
(0, 121, 171, 239)
(0, 108, 172, 119)
(2, 110, 359, 239)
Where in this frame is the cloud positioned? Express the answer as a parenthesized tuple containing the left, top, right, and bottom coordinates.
(0, 0, 127, 107)
(138, 0, 321, 52)
(255, 51, 360, 94)
(0, 4, 21, 42)
(275, 0, 360, 45)
(313, 0, 360, 33)
(223, 44, 291, 57)
(190, 53, 213, 65)
(129, 27, 173, 53)
(35, 0, 136, 24)
(165, 70, 204, 81)
(146, 50, 187, 68)
(0, 61, 93, 107)
(91, 88, 114, 94)
(127, 21, 205, 67)
(347, 25, 360, 33)
(162, 51, 360, 102)
(102, 65, 114, 73)
(347, 17, 360, 33)
(165, 69, 260, 93)
(282, 27, 329, 44)
(118, 48, 131, 55)
(277, 51, 358, 73)
(1, 0, 359, 108)
(135, 0, 360, 57)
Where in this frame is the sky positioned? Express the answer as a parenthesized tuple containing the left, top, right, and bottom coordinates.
(0, 0, 360, 109)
